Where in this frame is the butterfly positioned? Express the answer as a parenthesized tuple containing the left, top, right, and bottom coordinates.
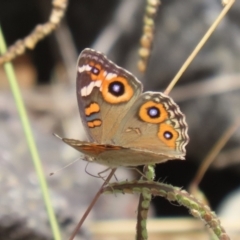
(57, 48, 189, 167)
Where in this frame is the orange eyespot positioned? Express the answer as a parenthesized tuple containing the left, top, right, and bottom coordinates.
(139, 101, 168, 123)
(85, 103, 100, 116)
(158, 123, 178, 149)
(101, 77, 134, 104)
(87, 62, 105, 81)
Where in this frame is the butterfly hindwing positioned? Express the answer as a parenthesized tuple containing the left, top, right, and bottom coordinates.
(112, 92, 189, 159)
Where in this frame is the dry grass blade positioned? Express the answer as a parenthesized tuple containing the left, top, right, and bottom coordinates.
(190, 118, 240, 189)
(164, 0, 235, 95)
(0, 26, 62, 240)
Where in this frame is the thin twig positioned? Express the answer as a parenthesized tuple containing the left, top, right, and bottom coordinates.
(68, 168, 116, 240)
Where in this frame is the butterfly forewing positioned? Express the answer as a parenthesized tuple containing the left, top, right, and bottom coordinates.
(76, 48, 143, 144)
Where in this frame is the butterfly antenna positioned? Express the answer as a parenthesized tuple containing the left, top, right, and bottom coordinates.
(52, 133, 63, 140)
(49, 158, 80, 176)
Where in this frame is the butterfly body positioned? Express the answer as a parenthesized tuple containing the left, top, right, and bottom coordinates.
(60, 48, 189, 167)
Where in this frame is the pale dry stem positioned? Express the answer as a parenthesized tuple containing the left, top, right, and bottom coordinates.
(189, 118, 240, 191)
(164, 0, 235, 95)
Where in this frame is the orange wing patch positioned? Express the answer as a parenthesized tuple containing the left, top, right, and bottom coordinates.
(81, 144, 123, 155)
(85, 103, 100, 116)
(87, 120, 102, 128)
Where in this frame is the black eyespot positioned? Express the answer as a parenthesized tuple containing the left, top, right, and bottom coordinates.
(147, 107, 160, 118)
(164, 131, 173, 140)
(91, 66, 100, 75)
(108, 81, 124, 96)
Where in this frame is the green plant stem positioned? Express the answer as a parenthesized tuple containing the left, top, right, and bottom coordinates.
(0, 26, 61, 240)
(136, 165, 155, 240)
(104, 180, 230, 240)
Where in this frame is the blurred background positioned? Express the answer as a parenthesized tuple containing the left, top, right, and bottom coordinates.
(1, 0, 240, 239)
